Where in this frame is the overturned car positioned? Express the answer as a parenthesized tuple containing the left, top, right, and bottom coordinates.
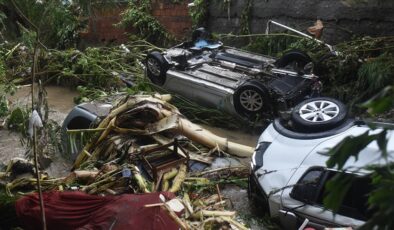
(145, 22, 332, 119)
(249, 109, 394, 229)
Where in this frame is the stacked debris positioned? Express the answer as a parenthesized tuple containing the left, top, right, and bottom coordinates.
(0, 94, 254, 229)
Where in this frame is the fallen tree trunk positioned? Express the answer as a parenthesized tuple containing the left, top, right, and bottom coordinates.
(176, 118, 254, 157)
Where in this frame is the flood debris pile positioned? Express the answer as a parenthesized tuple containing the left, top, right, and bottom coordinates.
(0, 94, 254, 229)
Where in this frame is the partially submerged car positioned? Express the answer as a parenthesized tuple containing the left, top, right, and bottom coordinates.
(248, 99, 394, 229)
(145, 21, 334, 119)
(61, 101, 113, 158)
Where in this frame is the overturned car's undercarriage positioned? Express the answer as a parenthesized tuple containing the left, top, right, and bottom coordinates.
(146, 27, 321, 119)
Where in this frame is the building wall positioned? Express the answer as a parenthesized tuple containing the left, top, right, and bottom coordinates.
(80, 1, 192, 45)
(208, 0, 394, 44)
(151, 0, 193, 40)
(79, 5, 131, 45)
(80, 0, 394, 45)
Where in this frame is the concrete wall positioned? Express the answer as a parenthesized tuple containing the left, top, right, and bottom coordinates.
(208, 0, 394, 44)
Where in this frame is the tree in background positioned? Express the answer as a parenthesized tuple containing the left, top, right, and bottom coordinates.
(0, 0, 120, 48)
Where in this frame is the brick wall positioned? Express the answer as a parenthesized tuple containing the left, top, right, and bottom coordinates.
(79, 5, 132, 45)
(151, 0, 193, 39)
(79, 1, 192, 46)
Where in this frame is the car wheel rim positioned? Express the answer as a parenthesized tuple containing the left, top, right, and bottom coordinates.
(299, 100, 339, 122)
(147, 58, 161, 76)
(239, 89, 263, 112)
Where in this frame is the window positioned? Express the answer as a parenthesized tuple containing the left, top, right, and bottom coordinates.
(290, 167, 324, 203)
(291, 167, 373, 221)
(317, 171, 373, 221)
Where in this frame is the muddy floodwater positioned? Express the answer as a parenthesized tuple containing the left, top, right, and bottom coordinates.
(8, 85, 79, 123)
(0, 86, 79, 176)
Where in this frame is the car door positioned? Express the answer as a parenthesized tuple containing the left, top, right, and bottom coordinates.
(280, 167, 368, 229)
(164, 67, 235, 113)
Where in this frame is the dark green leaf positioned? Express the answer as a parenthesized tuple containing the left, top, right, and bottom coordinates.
(361, 86, 394, 114)
(323, 173, 353, 212)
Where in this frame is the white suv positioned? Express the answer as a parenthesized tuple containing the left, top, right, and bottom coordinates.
(248, 108, 394, 229)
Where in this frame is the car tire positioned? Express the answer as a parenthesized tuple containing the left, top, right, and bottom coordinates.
(234, 81, 271, 118)
(275, 50, 312, 72)
(291, 97, 347, 132)
(146, 51, 169, 86)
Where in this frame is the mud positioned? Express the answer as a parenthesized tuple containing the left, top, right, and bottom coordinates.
(200, 124, 259, 147)
(8, 85, 79, 123)
(0, 130, 26, 165)
(0, 85, 78, 177)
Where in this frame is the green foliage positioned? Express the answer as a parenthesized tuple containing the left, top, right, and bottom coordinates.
(0, 46, 6, 80)
(0, 95, 8, 118)
(74, 85, 108, 104)
(243, 35, 300, 57)
(3, 0, 83, 48)
(0, 11, 6, 31)
(323, 173, 354, 213)
(2, 39, 157, 90)
(0, 46, 15, 119)
(119, 0, 170, 45)
(44, 3, 81, 49)
(7, 107, 28, 135)
(361, 165, 394, 229)
(239, 0, 253, 35)
(357, 53, 394, 95)
(324, 83, 394, 228)
(362, 86, 394, 115)
(189, 0, 209, 28)
(0, 191, 20, 229)
(242, 33, 394, 107)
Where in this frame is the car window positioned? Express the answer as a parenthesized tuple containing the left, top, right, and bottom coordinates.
(291, 167, 373, 221)
(317, 171, 373, 221)
(290, 168, 324, 203)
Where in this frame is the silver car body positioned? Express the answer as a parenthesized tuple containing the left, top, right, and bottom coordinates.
(161, 48, 277, 115)
(251, 120, 394, 228)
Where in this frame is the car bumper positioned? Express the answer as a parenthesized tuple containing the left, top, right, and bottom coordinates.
(248, 172, 270, 212)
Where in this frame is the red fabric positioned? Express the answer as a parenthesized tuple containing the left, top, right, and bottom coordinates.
(15, 191, 180, 230)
